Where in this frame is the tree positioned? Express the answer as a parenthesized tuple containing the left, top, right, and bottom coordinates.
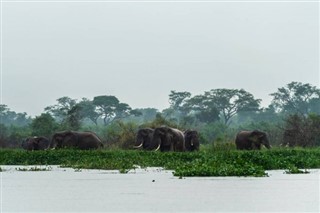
(77, 98, 100, 125)
(184, 95, 220, 124)
(205, 89, 261, 125)
(270, 82, 320, 115)
(44, 96, 77, 122)
(93, 95, 139, 126)
(283, 113, 320, 147)
(30, 113, 58, 137)
(0, 104, 31, 126)
(169, 91, 191, 113)
(65, 105, 84, 130)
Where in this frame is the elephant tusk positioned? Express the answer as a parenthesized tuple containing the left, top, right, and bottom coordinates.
(133, 143, 143, 149)
(154, 143, 161, 151)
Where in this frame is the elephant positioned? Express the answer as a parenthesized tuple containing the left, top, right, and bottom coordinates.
(235, 130, 271, 150)
(21, 136, 50, 151)
(152, 126, 185, 152)
(184, 130, 200, 152)
(50, 131, 103, 150)
(133, 128, 157, 150)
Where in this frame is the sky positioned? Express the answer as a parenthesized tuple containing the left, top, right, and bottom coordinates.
(1, 0, 319, 117)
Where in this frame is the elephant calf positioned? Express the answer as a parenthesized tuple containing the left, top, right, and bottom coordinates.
(235, 130, 271, 150)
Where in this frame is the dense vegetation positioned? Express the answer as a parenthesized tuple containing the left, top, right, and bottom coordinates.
(1, 147, 320, 177)
(1, 81, 319, 149)
(1, 81, 320, 177)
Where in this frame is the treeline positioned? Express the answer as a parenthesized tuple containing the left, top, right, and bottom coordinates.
(1, 81, 320, 148)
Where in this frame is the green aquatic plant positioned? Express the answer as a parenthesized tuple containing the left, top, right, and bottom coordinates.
(285, 165, 310, 174)
(15, 166, 52, 172)
(0, 147, 320, 177)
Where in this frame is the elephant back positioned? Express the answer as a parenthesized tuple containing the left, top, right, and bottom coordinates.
(76, 131, 103, 150)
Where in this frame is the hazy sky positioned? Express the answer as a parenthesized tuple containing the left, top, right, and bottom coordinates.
(1, 1, 319, 117)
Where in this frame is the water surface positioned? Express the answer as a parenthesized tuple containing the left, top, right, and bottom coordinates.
(1, 166, 319, 212)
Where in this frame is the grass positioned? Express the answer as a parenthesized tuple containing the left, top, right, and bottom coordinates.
(0, 147, 320, 177)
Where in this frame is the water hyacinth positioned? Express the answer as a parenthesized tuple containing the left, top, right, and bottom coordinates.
(0, 147, 320, 177)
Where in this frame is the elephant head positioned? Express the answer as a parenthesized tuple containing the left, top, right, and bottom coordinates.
(184, 130, 200, 151)
(21, 138, 35, 151)
(133, 128, 156, 150)
(152, 126, 185, 152)
(22, 136, 50, 151)
(235, 130, 271, 150)
(50, 131, 77, 149)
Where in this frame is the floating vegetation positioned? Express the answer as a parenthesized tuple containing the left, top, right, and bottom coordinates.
(0, 147, 319, 177)
(15, 166, 52, 172)
(284, 165, 310, 174)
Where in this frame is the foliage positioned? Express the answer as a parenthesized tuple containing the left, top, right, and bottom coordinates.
(283, 113, 320, 147)
(270, 82, 320, 115)
(205, 89, 261, 125)
(77, 98, 100, 125)
(1, 148, 320, 177)
(140, 113, 181, 129)
(0, 104, 32, 126)
(102, 121, 138, 149)
(199, 122, 231, 144)
(93, 95, 140, 126)
(30, 113, 58, 137)
(44, 96, 77, 122)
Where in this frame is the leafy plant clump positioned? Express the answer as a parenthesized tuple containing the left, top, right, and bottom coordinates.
(284, 165, 310, 174)
(0, 147, 320, 177)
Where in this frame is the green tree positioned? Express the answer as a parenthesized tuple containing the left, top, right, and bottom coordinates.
(77, 98, 100, 125)
(207, 89, 261, 125)
(44, 96, 77, 122)
(0, 104, 31, 126)
(30, 113, 58, 137)
(169, 91, 191, 113)
(270, 82, 320, 115)
(93, 95, 139, 126)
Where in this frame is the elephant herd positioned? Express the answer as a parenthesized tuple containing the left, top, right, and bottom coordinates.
(133, 127, 200, 152)
(21, 131, 104, 151)
(21, 128, 271, 151)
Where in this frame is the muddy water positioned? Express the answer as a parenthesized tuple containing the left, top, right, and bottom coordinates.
(0, 166, 319, 212)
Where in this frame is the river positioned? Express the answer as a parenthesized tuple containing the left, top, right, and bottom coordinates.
(0, 166, 319, 212)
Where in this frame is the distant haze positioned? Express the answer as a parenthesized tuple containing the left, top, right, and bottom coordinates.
(1, 1, 319, 116)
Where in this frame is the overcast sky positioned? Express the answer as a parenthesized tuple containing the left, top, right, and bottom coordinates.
(1, 1, 319, 117)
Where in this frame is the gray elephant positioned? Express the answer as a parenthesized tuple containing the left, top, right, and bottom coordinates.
(184, 130, 200, 152)
(152, 126, 185, 152)
(50, 131, 103, 150)
(21, 136, 50, 151)
(133, 128, 157, 150)
(235, 130, 271, 150)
